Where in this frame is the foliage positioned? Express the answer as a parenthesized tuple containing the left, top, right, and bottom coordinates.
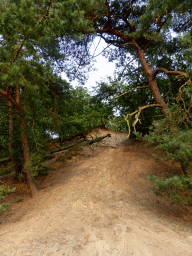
(0, 0, 192, 209)
(147, 174, 192, 206)
(50, 81, 114, 141)
(0, 184, 16, 216)
(142, 94, 192, 205)
(143, 104, 192, 174)
(106, 116, 127, 132)
(0, 0, 101, 176)
(179, 32, 192, 77)
(94, 77, 163, 135)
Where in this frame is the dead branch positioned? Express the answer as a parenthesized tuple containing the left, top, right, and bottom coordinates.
(0, 89, 22, 115)
(153, 68, 191, 84)
(153, 67, 192, 120)
(45, 134, 112, 158)
(124, 104, 162, 138)
(112, 85, 149, 99)
(86, 134, 111, 145)
(45, 138, 85, 157)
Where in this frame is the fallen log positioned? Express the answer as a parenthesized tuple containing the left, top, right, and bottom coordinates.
(86, 134, 111, 145)
(44, 134, 111, 159)
(44, 138, 85, 159)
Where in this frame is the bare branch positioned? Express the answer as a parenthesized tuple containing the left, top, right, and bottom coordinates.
(153, 68, 191, 85)
(153, 67, 192, 122)
(124, 104, 162, 138)
(126, 104, 162, 119)
(112, 86, 149, 99)
(153, 68, 191, 103)
(0, 113, 9, 121)
(16, 85, 20, 104)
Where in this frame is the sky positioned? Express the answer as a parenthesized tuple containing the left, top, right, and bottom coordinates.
(61, 30, 178, 94)
(61, 37, 116, 94)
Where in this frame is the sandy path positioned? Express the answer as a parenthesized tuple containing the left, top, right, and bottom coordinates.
(0, 129, 192, 255)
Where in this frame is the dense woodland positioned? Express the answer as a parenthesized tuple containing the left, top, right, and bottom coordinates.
(0, 0, 192, 212)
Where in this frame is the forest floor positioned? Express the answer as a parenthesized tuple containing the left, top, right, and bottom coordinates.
(0, 128, 192, 256)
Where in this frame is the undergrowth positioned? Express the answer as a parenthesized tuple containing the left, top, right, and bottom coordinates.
(0, 184, 16, 216)
(147, 174, 192, 206)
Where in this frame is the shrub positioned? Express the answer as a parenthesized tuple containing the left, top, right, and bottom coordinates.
(143, 105, 192, 175)
(0, 184, 16, 215)
(147, 174, 192, 205)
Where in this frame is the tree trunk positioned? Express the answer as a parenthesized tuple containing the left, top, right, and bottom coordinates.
(134, 46, 169, 117)
(86, 133, 111, 145)
(19, 118, 38, 196)
(9, 100, 23, 179)
(8, 100, 16, 167)
(15, 84, 38, 196)
(83, 28, 169, 117)
(59, 136, 63, 146)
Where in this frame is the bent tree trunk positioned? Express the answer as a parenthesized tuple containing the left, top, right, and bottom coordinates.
(134, 45, 169, 117)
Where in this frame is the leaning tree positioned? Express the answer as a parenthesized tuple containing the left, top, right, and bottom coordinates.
(81, 0, 191, 118)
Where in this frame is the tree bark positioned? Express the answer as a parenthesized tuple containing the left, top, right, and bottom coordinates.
(83, 24, 170, 117)
(15, 84, 38, 196)
(0, 84, 38, 196)
(132, 44, 169, 117)
(8, 100, 15, 166)
(45, 138, 85, 158)
(86, 30, 169, 117)
(8, 94, 23, 179)
(86, 133, 111, 145)
(19, 118, 38, 196)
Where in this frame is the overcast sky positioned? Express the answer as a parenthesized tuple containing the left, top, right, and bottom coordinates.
(61, 30, 178, 94)
(61, 37, 116, 94)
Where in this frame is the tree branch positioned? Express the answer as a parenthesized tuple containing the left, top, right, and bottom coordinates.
(153, 68, 191, 88)
(0, 113, 11, 122)
(143, 40, 152, 54)
(105, 0, 112, 29)
(124, 104, 162, 138)
(153, 67, 192, 120)
(11, 0, 52, 64)
(112, 86, 149, 99)
(0, 89, 22, 115)
(124, 0, 135, 21)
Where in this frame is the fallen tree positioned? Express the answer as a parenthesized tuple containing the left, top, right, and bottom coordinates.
(86, 134, 111, 145)
(45, 133, 111, 159)
(45, 138, 86, 159)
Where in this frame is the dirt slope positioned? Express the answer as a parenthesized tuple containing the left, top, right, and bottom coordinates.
(0, 128, 192, 256)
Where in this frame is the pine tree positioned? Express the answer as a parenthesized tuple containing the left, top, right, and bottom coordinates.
(81, 0, 191, 117)
(0, 0, 98, 196)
